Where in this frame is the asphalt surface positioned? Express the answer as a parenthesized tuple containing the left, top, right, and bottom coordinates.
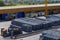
(0, 21, 60, 40)
(0, 21, 41, 40)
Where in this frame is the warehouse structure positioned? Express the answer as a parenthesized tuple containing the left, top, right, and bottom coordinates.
(0, 3, 60, 21)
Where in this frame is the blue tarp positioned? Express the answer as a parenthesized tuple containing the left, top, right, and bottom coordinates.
(17, 12, 24, 18)
(2, 14, 8, 20)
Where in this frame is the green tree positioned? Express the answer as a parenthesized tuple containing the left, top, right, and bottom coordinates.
(0, 1, 6, 6)
(9, 1, 17, 6)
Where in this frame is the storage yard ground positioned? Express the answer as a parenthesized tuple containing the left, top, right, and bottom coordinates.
(0, 21, 60, 40)
(0, 21, 41, 40)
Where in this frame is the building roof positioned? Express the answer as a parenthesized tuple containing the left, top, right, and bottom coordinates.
(0, 3, 60, 10)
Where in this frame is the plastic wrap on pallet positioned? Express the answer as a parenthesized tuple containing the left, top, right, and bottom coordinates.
(22, 24, 32, 32)
(9, 25, 23, 34)
(35, 17, 53, 29)
(9, 24, 22, 29)
(53, 14, 60, 18)
(20, 18, 42, 30)
(11, 19, 33, 32)
(40, 29, 60, 40)
(28, 19, 43, 30)
(46, 15, 60, 26)
(11, 16, 60, 32)
(36, 15, 60, 27)
(2, 24, 22, 37)
(11, 19, 27, 26)
(20, 18, 44, 30)
(11, 18, 44, 31)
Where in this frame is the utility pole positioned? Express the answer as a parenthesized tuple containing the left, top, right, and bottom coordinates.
(45, 0, 48, 15)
